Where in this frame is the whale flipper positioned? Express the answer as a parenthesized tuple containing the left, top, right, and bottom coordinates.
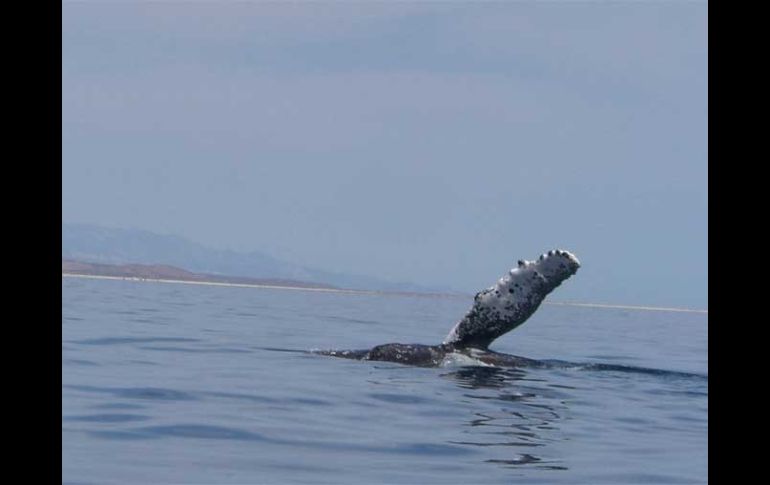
(443, 250, 580, 349)
(317, 249, 580, 366)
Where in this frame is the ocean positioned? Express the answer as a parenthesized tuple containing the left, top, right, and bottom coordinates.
(62, 276, 707, 484)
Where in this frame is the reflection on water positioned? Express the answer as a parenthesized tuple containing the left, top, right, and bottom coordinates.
(441, 366, 569, 471)
(443, 366, 525, 389)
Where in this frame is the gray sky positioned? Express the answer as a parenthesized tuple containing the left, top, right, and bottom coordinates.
(62, 1, 708, 309)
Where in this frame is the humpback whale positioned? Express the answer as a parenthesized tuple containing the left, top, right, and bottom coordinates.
(317, 249, 581, 367)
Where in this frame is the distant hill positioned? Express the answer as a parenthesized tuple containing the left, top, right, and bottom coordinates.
(62, 259, 339, 290)
(62, 223, 438, 292)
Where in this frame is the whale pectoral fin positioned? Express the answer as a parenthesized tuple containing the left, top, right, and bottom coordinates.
(317, 250, 580, 366)
(443, 250, 580, 349)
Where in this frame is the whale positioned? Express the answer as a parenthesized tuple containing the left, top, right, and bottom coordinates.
(316, 249, 581, 367)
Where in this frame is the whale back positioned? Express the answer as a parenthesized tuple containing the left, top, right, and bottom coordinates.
(443, 250, 580, 349)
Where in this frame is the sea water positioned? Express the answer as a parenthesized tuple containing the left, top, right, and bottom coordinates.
(62, 277, 707, 484)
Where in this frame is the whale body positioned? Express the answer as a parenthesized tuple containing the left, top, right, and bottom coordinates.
(317, 249, 581, 367)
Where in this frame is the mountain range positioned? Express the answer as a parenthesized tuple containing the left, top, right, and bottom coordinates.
(62, 223, 443, 293)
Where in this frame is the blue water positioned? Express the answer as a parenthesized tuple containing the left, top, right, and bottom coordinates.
(62, 277, 707, 484)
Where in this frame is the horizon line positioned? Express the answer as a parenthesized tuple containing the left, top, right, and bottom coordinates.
(62, 273, 708, 314)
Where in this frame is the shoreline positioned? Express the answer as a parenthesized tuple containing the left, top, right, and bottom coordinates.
(61, 272, 383, 295)
(545, 300, 708, 314)
(62, 272, 708, 314)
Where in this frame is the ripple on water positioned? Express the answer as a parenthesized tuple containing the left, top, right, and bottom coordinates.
(65, 385, 199, 402)
(71, 337, 200, 346)
(487, 458, 568, 471)
(62, 358, 99, 367)
(63, 413, 150, 423)
(137, 424, 268, 441)
(91, 403, 146, 410)
(137, 345, 253, 354)
(367, 393, 436, 405)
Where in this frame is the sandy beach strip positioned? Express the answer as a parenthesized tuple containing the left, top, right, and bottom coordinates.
(545, 300, 707, 314)
(61, 272, 377, 295)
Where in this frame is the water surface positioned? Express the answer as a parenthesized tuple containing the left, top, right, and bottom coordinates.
(63, 277, 707, 484)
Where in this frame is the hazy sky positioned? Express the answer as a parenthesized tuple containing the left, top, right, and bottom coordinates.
(62, 1, 708, 309)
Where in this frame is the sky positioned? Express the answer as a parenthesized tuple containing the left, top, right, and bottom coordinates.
(62, 1, 708, 309)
